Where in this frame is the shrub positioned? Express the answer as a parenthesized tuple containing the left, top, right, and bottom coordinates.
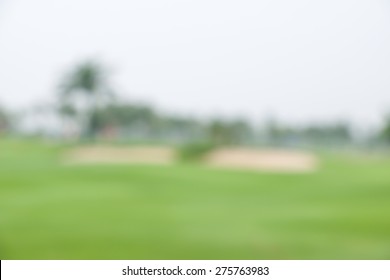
(178, 142, 216, 162)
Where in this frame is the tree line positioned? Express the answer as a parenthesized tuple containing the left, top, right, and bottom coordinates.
(1, 61, 390, 148)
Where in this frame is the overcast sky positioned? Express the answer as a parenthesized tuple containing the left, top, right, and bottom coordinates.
(1, 0, 390, 127)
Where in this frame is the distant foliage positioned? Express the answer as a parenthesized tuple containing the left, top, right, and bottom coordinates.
(207, 119, 253, 146)
(380, 115, 390, 145)
(264, 119, 352, 148)
(0, 107, 10, 135)
(58, 61, 114, 139)
(52, 60, 365, 148)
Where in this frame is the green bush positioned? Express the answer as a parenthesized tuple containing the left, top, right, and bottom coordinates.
(178, 142, 216, 162)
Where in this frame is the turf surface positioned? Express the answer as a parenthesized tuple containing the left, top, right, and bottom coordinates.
(0, 139, 390, 259)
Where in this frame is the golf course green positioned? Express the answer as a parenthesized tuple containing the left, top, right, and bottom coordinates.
(0, 139, 389, 259)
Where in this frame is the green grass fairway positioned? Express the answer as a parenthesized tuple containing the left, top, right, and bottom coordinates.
(1, 139, 390, 259)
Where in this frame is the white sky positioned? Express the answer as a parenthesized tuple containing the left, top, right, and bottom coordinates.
(1, 0, 390, 127)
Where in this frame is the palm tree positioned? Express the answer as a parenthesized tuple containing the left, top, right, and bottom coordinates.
(59, 61, 114, 139)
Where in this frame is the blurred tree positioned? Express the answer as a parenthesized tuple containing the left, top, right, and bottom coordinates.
(380, 115, 390, 144)
(97, 104, 156, 129)
(263, 117, 293, 146)
(263, 117, 352, 147)
(228, 119, 253, 144)
(59, 61, 114, 139)
(161, 116, 204, 143)
(302, 122, 351, 146)
(207, 119, 252, 146)
(208, 120, 228, 145)
(57, 102, 78, 139)
(58, 103, 77, 119)
(0, 106, 9, 135)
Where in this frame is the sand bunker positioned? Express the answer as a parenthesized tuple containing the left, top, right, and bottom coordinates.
(64, 146, 176, 165)
(205, 148, 318, 172)
(64, 145, 318, 172)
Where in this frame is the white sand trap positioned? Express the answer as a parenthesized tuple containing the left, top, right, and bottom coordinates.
(64, 146, 176, 165)
(205, 148, 318, 172)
